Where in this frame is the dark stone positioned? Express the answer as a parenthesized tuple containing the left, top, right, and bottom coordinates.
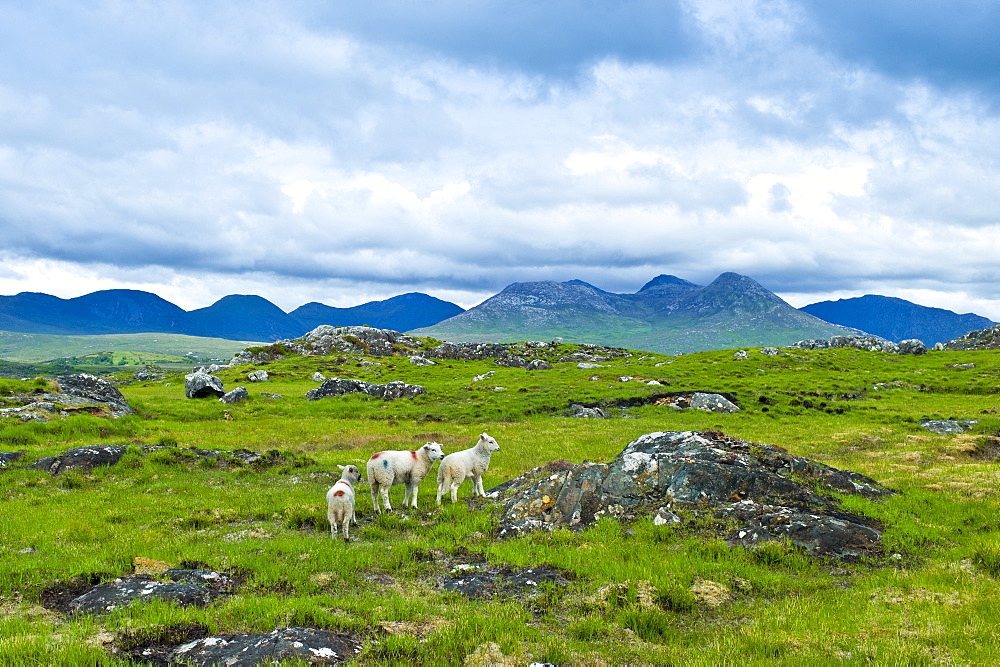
(439, 563, 570, 600)
(496, 354, 530, 368)
(0, 451, 24, 467)
(28, 444, 127, 475)
(140, 445, 264, 465)
(527, 359, 553, 371)
(184, 372, 225, 399)
(68, 574, 218, 615)
(305, 378, 426, 401)
(55, 374, 134, 416)
(490, 430, 892, 560)
(219, 386, 250, 404)
(170, 626, 363, 665)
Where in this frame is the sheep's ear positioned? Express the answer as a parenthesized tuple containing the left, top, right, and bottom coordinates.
(337, 464, 345, 471)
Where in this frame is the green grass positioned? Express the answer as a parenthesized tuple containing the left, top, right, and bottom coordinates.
(2, 341, 1000, 663)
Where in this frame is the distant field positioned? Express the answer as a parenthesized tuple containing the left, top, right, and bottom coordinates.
(0, 330, 262, 364)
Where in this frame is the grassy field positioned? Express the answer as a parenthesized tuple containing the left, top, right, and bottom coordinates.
(1, 341, 1000, 664)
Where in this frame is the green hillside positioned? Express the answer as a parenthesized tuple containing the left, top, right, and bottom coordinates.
(1, 339, 999, 663)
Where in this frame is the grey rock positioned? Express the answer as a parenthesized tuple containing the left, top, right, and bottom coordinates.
(496, 354, 530, 368)
(566, 403, 611, 419)
(897, 339, 928, 355)
(185, 372, 225, 399)
(733, 350, 749, 360)
(311, 371, 327, 382)
(439, 563, 569, 599)
(689, 392, 741, 414)
(790, 335, 925, 355)
(490, 430, 891, 560)
(69, 574, 218, 615)
(759, 347, 780, 356)
(29, 444, 128, 475)
(232, 326, 422, 365)
(247, 370, 269, 382)
(219, 386, 250, 404)
(55, 374, 134, 417)
(526, 359, 553, 371)
(171, 627, 362, 665)
(919, 419, 978, 435)
(409, 356, 436, 366)
(305, 378, 427, 401)
(0, 451, 24, 468)
(577, 362, 604, 369)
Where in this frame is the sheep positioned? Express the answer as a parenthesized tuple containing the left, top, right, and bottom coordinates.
(326, 464, 363, 541)
(366, 442, 445, 513)
(436, 433, 500, 505)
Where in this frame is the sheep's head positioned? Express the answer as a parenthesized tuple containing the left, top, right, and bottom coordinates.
(422, 442, 445, 461)
(337, 464, 363, 483)
(479, 433, 500, 452)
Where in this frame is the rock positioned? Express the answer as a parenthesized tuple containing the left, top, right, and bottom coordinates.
(409, 356, 436, 366)
(938, 324, 1000, 351)
(68, 574, 219, 615)
(438, 563, 570, 599)
(919, 419, 978, 435)
(55, 374, 134, 417)
(526, 359, 553, 371)
(689, 392, 740, 414)
(171, 626, 362, 665)
(947, 363, 976, 370)
(733, 350, 749, 360)
(760, 347, 780, 356)
(0, 451, 24, 468)
(184, 372, 225, 399)
(577, 362, 604, 369)
(140, 445, 266, 465)
(897, 339, 928, 355)
(132, 367, 166, 382)
(311, 372, 327, 382)
(219, 387, 249, 404)
(490, 430, 891, 560)
(566, 403, 612, 419)
(496, 354, 530, 368)
(29, 444, 127, 475)
(232, 326, 423, 365)
(305, 378, 427, 401)
(247, 370, 269, 382)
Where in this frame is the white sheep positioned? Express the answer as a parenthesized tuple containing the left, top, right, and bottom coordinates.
(326, 464, 363, 541)
(436, 433, 501, 505)
(366, 442, 445, 513)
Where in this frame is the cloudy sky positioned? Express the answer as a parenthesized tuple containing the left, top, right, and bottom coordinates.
(2, 1, 999, 319)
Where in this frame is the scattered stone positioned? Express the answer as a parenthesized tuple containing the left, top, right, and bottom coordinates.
(689, 392, 741, 414)
(0, 451, 24, 467)
(260, 393, 283, 399)
(409, 356, 436, 366)
(219, 386, 250, 405)
(947, 363, 976, 370)
(29, 444, 127, 475)
(577, 362, 604, 369)
(526, 359, 553, 371)
(734, 350, 749, 360)
(171, 626, 363, 665)
(312, 372, 327, 382)
(305, 378, 427, 401)
(790, 335, 926, 355)
(490, 430, 891, 560)
(439, 563, 570, 600)
(919, 419, 978, 435)
(68, 574, 220, 615)
(132, 367, 166, 382)
(247, 370, 269, 382)
(566, 403, 611, 419)
(473, 371, 497, 382)
(184, 372, 225, 399)
(760, 347, 780, 356)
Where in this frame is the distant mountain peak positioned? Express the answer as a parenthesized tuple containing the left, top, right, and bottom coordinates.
(563, 279, 609, 293)
(638, 275, 700, 292)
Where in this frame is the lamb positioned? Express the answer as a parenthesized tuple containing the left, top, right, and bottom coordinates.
(326, 464, 363, 541)
(366, 442, 445, 513)
(436, 433, 501, 505)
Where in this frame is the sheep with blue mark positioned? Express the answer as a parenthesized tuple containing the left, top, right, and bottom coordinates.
(327, 464, 363, 541)
(366, 442, 444, 513)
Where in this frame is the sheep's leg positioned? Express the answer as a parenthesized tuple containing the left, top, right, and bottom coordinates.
(407, 482, 419, 509)
(402, 484, 413, 508)
(342, 513, 351, 541)
(370, 485, 382, 514)
(436, 480, 446, 506)
(329, 516, 338, 539)
(450, 481, 460, 503)
(379, 486, 392, 512)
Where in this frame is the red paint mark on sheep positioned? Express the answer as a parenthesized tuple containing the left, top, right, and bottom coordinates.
(410, 451, 418, 460)
(370, 452, 382, 460)
(333, 490, 345, 497)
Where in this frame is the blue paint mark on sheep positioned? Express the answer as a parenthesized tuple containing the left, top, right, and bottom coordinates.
(383, 459, 389, 468)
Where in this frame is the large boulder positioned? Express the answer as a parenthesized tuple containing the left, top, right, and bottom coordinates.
(184, 372, 225, 399)
(305, 378, 427, 401)
(490, 430, 892, 560)
(219, 386, 250, 405)
(55, 374, 134, 417)
(68, 573, 221, 615)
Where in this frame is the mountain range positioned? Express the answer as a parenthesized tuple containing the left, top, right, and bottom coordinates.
(799, 295, 996, 345)
(0, 276, 993, 355)
(410, 273, 857, 353)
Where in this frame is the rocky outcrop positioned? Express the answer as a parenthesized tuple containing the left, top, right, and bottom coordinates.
(247, 370, 268, 382)
(490, 430, 891, 560)
(305, 378, 427, 401)
(55, 374, 134, 416)
(919, 419, 978, 435)
(184, 372, 225, 399)
(171, 627, 362, 665)
(937, 324, 1000, 351)
(219, 386, 249, 404)
(790, 335, 926, 355)
(29, 444, 128, 475)
(231, 326, 423, 365)
(69, 573, 223, 615)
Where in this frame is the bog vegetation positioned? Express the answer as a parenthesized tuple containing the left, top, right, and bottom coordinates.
(2, 338, 1000, 664)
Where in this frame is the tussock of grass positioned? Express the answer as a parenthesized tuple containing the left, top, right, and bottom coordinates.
(1, 342, 1000, 663)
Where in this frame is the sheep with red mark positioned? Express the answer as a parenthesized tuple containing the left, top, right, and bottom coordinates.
(326, 464, 363, 540)
(436, 433, 500, 505)
(366, 442, 444, 513)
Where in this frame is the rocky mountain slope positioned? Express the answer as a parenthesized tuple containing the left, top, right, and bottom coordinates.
(800, 295, 995, 345)
(411, 273, 859, 354)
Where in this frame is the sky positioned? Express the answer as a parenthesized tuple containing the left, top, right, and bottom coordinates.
(1, 0, 1000, 320)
